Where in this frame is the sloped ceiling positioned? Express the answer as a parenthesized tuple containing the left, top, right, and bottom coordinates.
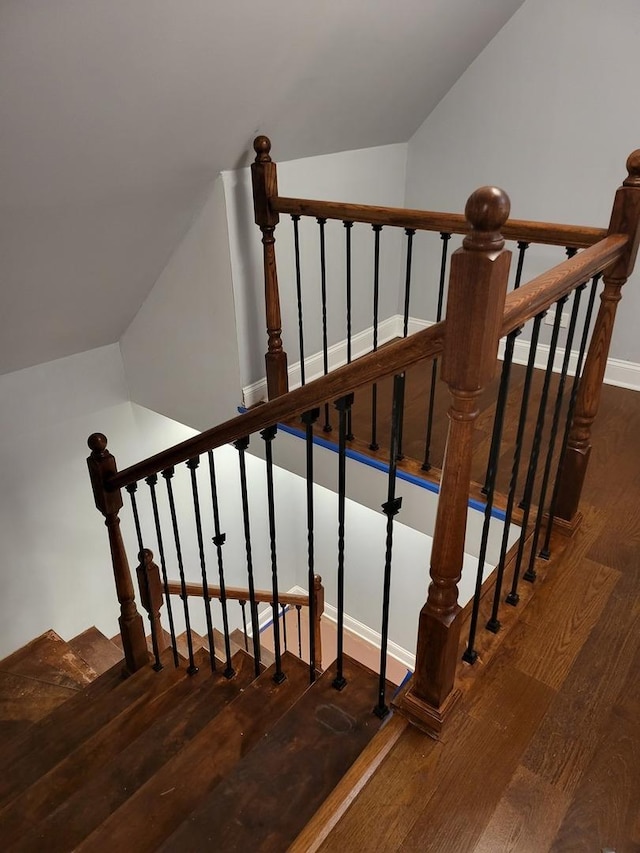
(0, 0, 524, 375)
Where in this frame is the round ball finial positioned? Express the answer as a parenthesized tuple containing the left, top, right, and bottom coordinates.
(139, 548, 154, 564)
(463, 186, 511, 252)
(253, 135, 272, 163)
(624, 149, 640, 187)
(88, 432, 108, 454)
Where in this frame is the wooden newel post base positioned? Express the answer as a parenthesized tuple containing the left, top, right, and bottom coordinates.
(136, 548, 168, 668)
(554, 150, 640, 528)
(87, 433, 149, 675)
(252, 135, 288, 399)
(395, 187, 512, 735)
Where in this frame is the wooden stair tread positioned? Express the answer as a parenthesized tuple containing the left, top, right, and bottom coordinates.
(160, 654, 385, 853)
(230, 627, 276, 668)
(12, 650, 255, 853)
(0, 629, 97, 691)
(76, 652, 310, 853)
(0, 648, 213, 845)
(0, 671, 79, 746)
(0, 648, 183, 807)
(67, 627, 122, 675)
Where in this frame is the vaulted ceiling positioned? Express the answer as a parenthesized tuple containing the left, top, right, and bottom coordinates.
(1, 0, 525, 375)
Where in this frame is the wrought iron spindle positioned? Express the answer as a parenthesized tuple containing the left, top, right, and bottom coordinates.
(422, 232, 451, 470)
(239, 600, 249, 652)
(333, 393, 354, 691)
(375, 374, 405, 718)
(541, 274, 601, 557)
(344, 222, 354, 441)
(261, 425, 285, 683)
(370, 225, 383, 451)
(481, 241, 530, 493)
(525, 285, 584, 572)
(207, 451, 234, 678)
(186, 457, 216, 673)
(145, 474, 179, 667)
(234, 437, 261, 676)
(488, 313, 544, 624)
(396, 229, 416, 461)
(463, 327, 518, 662)
(296, 605, 302, 658)
(510, 297, 568, 594)
(125, 483, 162, 671)
(162, 467, 198, 674)
(281, 604, 288, 652)
(292, 215, 306, 386)
(301, 407, 320, 683)
(318, 217, 332, 433)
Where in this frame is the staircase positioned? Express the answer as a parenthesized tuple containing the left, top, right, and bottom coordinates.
(0, 628, 389, 852)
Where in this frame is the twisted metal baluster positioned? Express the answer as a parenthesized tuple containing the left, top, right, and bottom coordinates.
(207, 451, 234, 678)
(186, 457, 216, 673)
(145, 474, 179, 667)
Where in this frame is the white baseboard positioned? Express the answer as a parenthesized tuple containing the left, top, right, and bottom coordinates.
(243, 314, 640, 406)
(322, 601, 415, 672)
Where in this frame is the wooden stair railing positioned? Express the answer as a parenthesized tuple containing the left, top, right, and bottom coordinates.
(88, 151, 638, 733)
(163, 576, 324, 672)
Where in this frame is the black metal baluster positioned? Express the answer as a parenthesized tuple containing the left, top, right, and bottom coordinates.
(521, 296, 571, 583)
(162, 467, 198, 675)
(207, 451, 234, 678)
(526, 284, 583, 572)
(281, 604, 288, 652)
(145, 474, 179, 667)
(344, 222, 354, 441)
(318, 217, 332, 433)
(511, 297, 568, 594)
(186, 457, 216, 673)
(240, 600, 249, 652)
(463, 327, 518, 662)
(481, 241, 530, 493)
(234, 437, 261, 677)
(375, 374, 404, 718)
(125, 483, 162, 671)
(261, 425, 285, 683)
(422, 232, 451, 471)
(296, 605, 302, 659)
(488, 313, 544, 625)
(370, 225, 382, 451)
(396, 229, 416, 462)
(541, 274, 601, 557)
(302, 407, 320, 683)
(291, 214, 306, 387)
(333, 393, 354, 691)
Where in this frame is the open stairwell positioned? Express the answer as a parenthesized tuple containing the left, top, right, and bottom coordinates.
(0, 628, 390, 852)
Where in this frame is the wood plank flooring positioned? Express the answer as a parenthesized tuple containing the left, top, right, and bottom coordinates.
(317, 379, 640, 852)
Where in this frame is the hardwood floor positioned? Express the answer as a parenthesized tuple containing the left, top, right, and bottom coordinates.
(318, 379, 640, 852)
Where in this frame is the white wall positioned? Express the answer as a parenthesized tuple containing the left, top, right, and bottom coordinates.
(120, 176, 242, 432)
(223, 143, 408, 393)
(404, 0, 640, 364)
(0, 344, 156, 658)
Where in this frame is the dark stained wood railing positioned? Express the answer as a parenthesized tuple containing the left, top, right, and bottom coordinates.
(89, 149, 639, 736)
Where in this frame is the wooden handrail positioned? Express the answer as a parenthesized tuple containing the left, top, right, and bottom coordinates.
(166, 580, 309, 608)
(271, 196, 607, 249)
(500, 234, 629, 336)
(108, 322, 445, 490)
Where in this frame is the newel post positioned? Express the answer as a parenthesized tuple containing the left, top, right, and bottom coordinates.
(87, 433, 149, 674)
(395, 187, 512, 735)
(313, 574, 324, 673)
(252, 135, 289, 399)
(554, 151, 640, 528)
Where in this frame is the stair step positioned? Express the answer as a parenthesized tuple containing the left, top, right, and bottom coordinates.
(67, 627, 122, 676)
(0, 648, 183, 808)
(75, 652, 310, 853)
(15, 651, 255, 853)
(230, 627, 276, 668)
(160, 655, 385, 853)
(0, 648, 213, 845)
